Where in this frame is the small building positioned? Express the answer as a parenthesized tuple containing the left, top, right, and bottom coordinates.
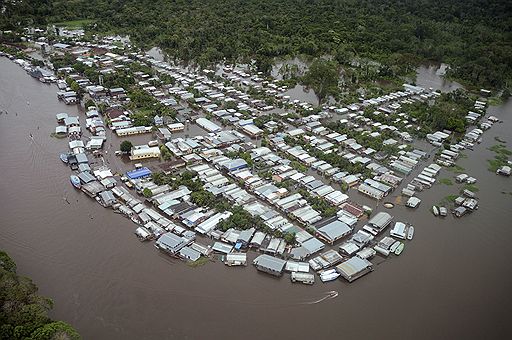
(390, 222, 407, 239)
(168, 122, 185, 132)
(153, 115, 164, 126)
(285, 261, 310, 273)
(212, 241, 233, 254)
(291, 272, 315, 285)
(453, 206, 468, 217)
(224, 253, 247, 266)
(179, 246, 201, 262)
(406, 196, 421, 208)
(363, 212, 393, 235)
(116, 126, 152, 137)
(497, 166, 511, 176)
(64, 116, 79, 127)
(99, 190, 117, 207)
(130, 145, 161, 160)
(56, 112, 68, 123)
(253, 254, 286, 277)
(55, 125, 67, 136)
(241, 124, 264, 138)
(316, 220, 352, 245)
(196, 117, 221, 132)
(335, 257, 373, 283)
(157, 127, 172, 142)
(302, 237, 325, 255)
(155, 232, 191, 255)
(126, 167, 152, 180)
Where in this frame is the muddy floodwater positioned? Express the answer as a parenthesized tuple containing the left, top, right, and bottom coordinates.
(1, 57, 512, 339)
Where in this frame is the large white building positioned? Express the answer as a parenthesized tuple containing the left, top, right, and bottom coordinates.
(130, 145, 161, 160)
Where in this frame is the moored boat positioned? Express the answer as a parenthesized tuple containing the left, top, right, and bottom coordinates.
(439, 207, 448, 217)
(319, 269, 340, 282)
(70, 175, 81, 189)
(407, 226, 414, 240)
(60, 153, 69, 163)
(432, 205, 439, 216)
(390, 241, 400, 252)
(394, 242, 405, 256)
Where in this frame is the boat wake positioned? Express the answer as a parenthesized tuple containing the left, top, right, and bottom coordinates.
(301, 290, 339, 305)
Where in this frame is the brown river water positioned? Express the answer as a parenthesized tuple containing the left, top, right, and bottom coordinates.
(1, 58, 512, 339)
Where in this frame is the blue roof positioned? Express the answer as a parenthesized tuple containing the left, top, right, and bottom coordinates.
(126, 167, 152, 179)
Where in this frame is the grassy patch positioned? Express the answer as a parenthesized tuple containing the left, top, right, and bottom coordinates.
(487, 96, 503, 106)
(187, 256, 210, 268)
(487, 143, 511, 172)
(439, 178, 453, 186)
(439, 194, 458, 206)
(447, 164, 466, 174)
(53, 19, 94, 28)
(463, 184, 479, 192)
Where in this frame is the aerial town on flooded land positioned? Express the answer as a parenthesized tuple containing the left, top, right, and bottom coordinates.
(2, 27, 510, 287)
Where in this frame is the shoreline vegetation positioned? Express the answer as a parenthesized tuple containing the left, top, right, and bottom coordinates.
(0, 250, 80, 340)
(487, 143, 512, 172)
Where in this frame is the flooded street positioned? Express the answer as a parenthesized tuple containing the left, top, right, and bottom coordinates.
(1, 57, 512, 339)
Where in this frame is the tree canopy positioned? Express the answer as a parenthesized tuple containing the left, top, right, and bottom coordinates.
(0, 251, 80, 340)
(302, 59, 340, 103)
(120, 140, 133, 153)
(3, 0, 507, 90)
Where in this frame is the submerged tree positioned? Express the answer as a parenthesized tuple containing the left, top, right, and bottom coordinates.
(302, 59, 340, 104)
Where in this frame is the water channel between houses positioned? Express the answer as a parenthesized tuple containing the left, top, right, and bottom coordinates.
(1, 58, 511, 339)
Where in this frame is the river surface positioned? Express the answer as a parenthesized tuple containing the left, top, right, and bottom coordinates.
(1, 57, 512, 339)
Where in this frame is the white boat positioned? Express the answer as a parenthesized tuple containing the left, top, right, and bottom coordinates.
(407, 226, 414, 240)
(432, 205, 439, 216)
(394, 242, 405, 256)
(320, 269, 340, 283)
(439, 207, 448, 217)
(390, 241, 401, 252)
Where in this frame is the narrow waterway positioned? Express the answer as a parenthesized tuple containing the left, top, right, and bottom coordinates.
(1, 58, 511, 339)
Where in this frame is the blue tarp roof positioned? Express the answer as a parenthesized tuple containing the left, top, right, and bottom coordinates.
(126, 167, 152, 179)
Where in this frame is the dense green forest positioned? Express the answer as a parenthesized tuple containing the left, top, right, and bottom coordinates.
(0, 251, 80, 340)
(1, 0, 511, 89)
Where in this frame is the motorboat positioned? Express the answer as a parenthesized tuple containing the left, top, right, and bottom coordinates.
(70, 175, 81, 189)
(407, 226, 414, 240)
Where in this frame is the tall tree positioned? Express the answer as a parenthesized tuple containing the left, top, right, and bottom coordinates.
(302, 59, 340, 104)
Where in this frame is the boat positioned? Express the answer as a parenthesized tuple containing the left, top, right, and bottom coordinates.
(432, 205, 439, 216)
(407, 226, 414, 240)
(439, 207, 448, 217)
(60, 153, 69, 163)
(390, 241, 401, 252)
(70, 175, 81, 189)
(319, 269, 340, 283)
(394, 242, 405, 256)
